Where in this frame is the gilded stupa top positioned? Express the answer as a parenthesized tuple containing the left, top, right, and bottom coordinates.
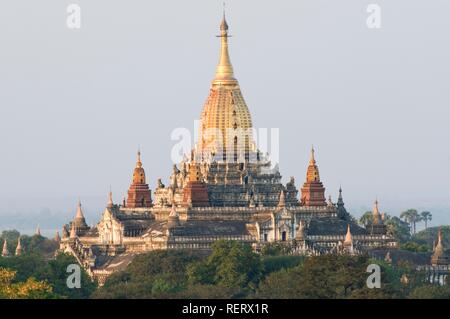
(344, 224, 353, 246)
(132, 150, 146, 184)
(306, 147, 321, 183)
(197, 13, 255, 162)
(213, 12, 236, 86)
(372, 199, 382, 225)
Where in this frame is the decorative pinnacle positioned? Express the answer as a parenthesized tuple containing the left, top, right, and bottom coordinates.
(75, 199, 85, 220)
(220, 2, 228, 31)
(344, 224, 353, 246)
(214, 7, 235, 83)
(136, 149, 142, 168)
(309, 145, 316, 165)
(107, 188, 114, 208)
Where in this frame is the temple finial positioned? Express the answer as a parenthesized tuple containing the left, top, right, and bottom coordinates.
(136, 149, 142, 168)
(221, 2, 228, 30)
(2, 239, 9, 257)
(107, 188, 114, 208)
(372, 198, 382, 225)
(344, 224, 353, 247)
(15, 237, 22, 256)
(214, 6, 235, 84)
(35, 225, 41, 236)
(75, 200, 84, 219)
(309, 145, 316, 164)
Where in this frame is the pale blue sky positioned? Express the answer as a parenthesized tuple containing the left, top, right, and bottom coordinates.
(0, 1, 449, 235)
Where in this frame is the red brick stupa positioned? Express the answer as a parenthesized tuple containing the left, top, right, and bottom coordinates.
(182, 160, 210, 207)
(126, 151, 152, 208)
(300, 147, 326, 206)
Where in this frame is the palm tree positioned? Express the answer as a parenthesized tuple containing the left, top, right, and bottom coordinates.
(400, 210, 411, 230)
(420, 211, 432, 230)
(359, 211, 373, 228)
(400, 209, 420, 234)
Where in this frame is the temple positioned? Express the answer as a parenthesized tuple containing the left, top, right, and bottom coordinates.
(59, 13, 398, 284)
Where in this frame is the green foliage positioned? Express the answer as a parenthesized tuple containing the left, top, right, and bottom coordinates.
(385, 216, 412, 243)
(408, 285, 450, 299)
(0, 267, 57, 299)
(260, 242, 292, 256)
(255, 255, 413, 299)
(188, 240, 263, 290)
(42, 253, 97, 298)
(1, 229, 95, 299)
(262, 255, 304, 276)
(400, 209, 420, 234)
(420, 211, 432, 229)
(0, 253, 47, 282)
(413, 226, 450, 247)
(0, 252, 95, 298)
(359, 211, 373, 228)
(400, 241, 429, 253)
(0, 230, 59, 259)
(93, 250, 200, 298)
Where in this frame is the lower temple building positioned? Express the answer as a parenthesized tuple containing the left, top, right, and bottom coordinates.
(59, 14, 399, 283)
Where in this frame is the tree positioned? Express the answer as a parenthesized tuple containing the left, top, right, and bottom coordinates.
(261, 255, 304, 276)
(400, 241, 428, 253)
(400, 209, 420, 235)
(42, 253, 97, 298)
(384, 216, 411, 243)
(420, 211, 432, 230)
(255, 255, 396, 299)
(409, 285, 450, 299)
(359, 211, 374, 228)
(0, 267, 56, 299)
(187, 240, 263, 290)
(92, 250, 200, 298)
(260, 242, 292, 256)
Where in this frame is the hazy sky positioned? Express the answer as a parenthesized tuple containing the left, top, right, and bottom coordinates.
(1, 1, 449, 235)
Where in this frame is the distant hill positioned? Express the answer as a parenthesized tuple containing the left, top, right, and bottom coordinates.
(412, 226, 450, 247)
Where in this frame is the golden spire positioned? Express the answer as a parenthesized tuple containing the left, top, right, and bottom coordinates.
(132, 150, 146, 184)
(309, 145, 316, 165)
(344, 224, 353, 246)
(306, 146, 320, 183)
(213, 9, 236, 85)
(15, 237, 22, 256)
(2, 239, 9, 257)
(198, 9, 254, 159)
(136, 149, 142, 168)
(107, 188, 114, 208)
(431, 227, 447, 265)
(373, 199, 382, 225)
(75, 200, 84, 220)
(435, 228, 444, 254)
